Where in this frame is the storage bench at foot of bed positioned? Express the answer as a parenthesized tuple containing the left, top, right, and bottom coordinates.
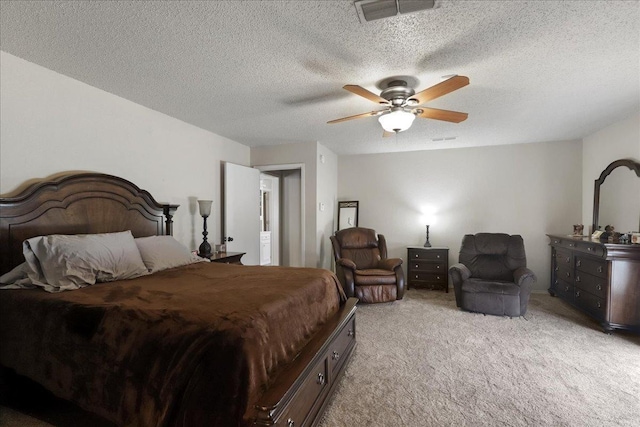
(253, 297, 357, 427)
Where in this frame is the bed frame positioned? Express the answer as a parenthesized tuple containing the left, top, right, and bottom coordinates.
(0, 172, 357, 427)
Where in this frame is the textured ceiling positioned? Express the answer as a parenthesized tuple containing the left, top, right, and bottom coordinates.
(1, 1, 638, 155)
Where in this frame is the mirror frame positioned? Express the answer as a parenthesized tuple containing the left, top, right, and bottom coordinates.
(337, 201, 359, 231)
(592, 158, 640, 233)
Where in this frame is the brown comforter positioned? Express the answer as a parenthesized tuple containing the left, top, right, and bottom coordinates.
(0, 262, 346, 426)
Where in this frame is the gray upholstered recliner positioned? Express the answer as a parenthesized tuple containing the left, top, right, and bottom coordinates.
(448, 233, 536, 317)
(330, 227, 405, 304)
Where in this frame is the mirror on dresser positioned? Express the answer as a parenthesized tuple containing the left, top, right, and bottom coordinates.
(592, 158, 640, 235)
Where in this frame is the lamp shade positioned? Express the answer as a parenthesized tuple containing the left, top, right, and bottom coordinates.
(198, 200, 212, 217)
(378, 109, 416, 133)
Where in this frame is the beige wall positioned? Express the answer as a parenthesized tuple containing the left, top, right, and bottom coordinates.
(317, 144, 338, 269)
(0, 51, 250, 250)
(337, 140, 583, 291)
(582, 113, 640, 233)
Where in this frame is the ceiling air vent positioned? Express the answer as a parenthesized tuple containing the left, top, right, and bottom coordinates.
(354, 0, 438, 23)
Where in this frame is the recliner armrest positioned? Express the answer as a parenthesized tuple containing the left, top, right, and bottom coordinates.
(377, 258, 403, 271)
(337, 258, 357, 270)
(513, 267, 536, 287)
(449, 263, 471, 281)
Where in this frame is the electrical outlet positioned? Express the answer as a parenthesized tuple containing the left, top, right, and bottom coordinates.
(319, 202, 325, 212)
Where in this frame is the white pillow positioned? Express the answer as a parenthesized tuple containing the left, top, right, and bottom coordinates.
(135, 235, 208, 273)
(22, 230, 149, 292)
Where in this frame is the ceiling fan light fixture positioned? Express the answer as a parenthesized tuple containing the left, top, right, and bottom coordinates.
(378, 109, 416, 133)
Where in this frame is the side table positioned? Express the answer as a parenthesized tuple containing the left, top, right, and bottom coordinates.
(210, 252, 245, 265)
(407, 246, 449, 292)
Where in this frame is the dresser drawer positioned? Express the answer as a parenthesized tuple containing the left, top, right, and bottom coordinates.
(408, 248, 447, 261)
(553, 249, 573, 268)
(410, 271, 447, 283)
(574, 288, 606, 320)
(550, 237, 580, 250)
(409, 261, 446, 273)
(575, 272, 608, 299)
(553, 278, 574, 301)
(575, 255, 607, 279)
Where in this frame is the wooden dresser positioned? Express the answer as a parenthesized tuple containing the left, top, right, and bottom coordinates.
(407, 247, 449, 292)
(547, 234, 640, 333)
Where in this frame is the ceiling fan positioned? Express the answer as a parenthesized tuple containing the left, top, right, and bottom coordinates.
(327, 75, 469, 136)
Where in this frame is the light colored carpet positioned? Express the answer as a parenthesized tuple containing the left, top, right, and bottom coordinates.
(318, 290, 640, 427)
(2, 290, 639, 426)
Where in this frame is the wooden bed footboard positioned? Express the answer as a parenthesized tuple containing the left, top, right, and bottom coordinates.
(253, 297, 357, 427)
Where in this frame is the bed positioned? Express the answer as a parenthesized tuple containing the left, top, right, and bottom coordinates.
(0, 173, 357, 427)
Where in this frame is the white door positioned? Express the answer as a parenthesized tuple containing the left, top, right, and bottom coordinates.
(224, 163, 260, 265)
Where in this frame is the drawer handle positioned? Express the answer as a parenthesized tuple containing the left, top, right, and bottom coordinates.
(436, 265, 440, 269)
(415, 275, 419, 279)
(554, 267, 559, 272)
(437, 276, 441, 280)
(348, 329, 354, 337)
(566, 272, 570, 278)
(415, 254, 418, 258)
(415, 264, 419, 268)
(596, 301, 601, 309)
(332, 351, 340, 361)
(287, 419, 295, 427)
(436, 255, 441, 259)
(317, 372, 325, 385)
(564, 286, 570, 292)
(576, 276, 581, 282)
(569, 243, 574, 247)
(565, 257, 570, 263)
(575, 291, 580, 297)
(555, 280, 558, 285)
(596, 284, 602, 291)
(576, 260, 581, 267)
(554, 240, 560, 244)
(587, 247, 593, 252)
(597, 266, 603, 273)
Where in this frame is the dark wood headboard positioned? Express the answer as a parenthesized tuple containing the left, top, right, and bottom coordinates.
(0, 173, 179, 274)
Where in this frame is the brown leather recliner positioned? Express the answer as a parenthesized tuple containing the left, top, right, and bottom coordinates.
(330, 227, 405, 304)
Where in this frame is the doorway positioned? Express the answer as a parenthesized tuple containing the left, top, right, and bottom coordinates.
(256, 165, 305, 267)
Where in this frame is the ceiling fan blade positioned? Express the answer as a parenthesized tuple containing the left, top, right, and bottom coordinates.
(327, 110, 386, 124)
(383, 130, 395, 138)
(343, 85, 389, 105)
(415, 107, 468, 123)
(409, 76, 469, 105)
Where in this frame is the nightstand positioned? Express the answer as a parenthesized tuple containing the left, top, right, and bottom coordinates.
(209, 252, 245, 265)
(407, 247, 449, 292)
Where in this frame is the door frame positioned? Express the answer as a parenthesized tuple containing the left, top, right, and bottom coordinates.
(254, 163, 305, 268)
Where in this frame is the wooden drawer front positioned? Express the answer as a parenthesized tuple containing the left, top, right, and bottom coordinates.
(410, 272, 446, 283)
(408, 248, 447, 261)
(575, 272, 608, 299)
(410, 261, 446, 273)
(554, 268, 573, 282)
(575, 242, 605, 258)
(553, 279, 574, 301)
(277, 358, 329, 427)
(574, 289, 606, 320)
(575, 256, 607, 279)
(553, 249, 572, 268)
(329, 317, 356, 376)
(551, 237, 579, 250)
